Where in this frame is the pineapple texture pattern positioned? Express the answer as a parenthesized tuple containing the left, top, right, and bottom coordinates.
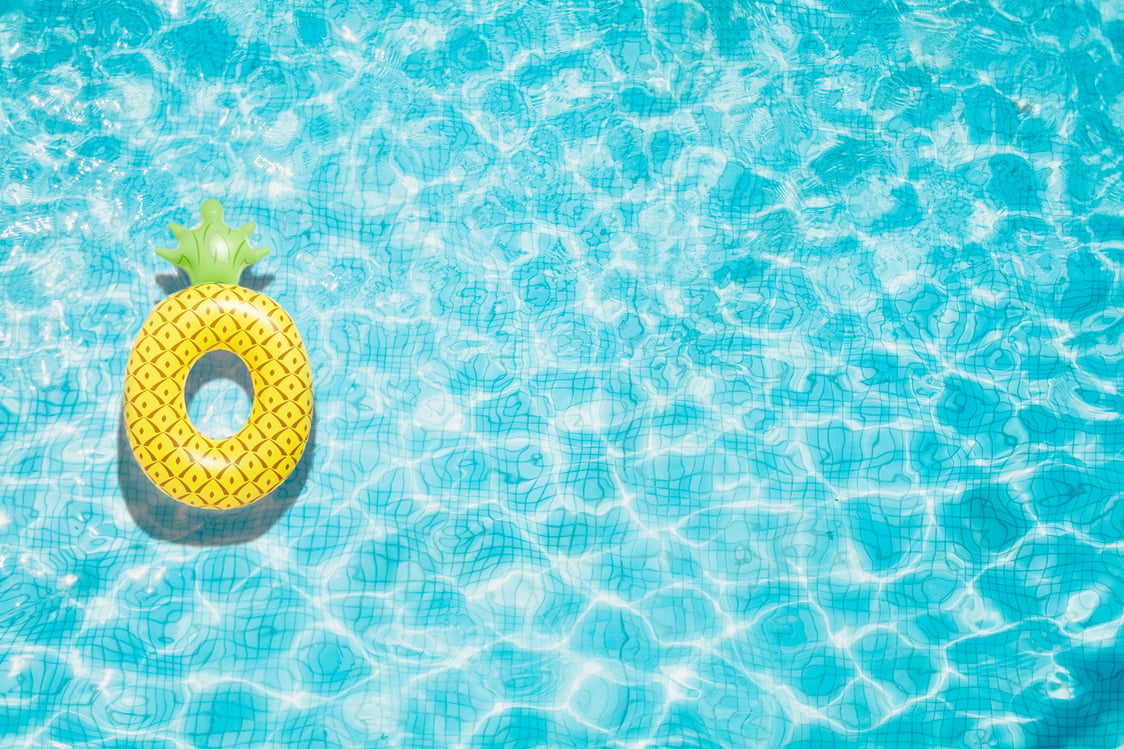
(124, 283, 313, 509)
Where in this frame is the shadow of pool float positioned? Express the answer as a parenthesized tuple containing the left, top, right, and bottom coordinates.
(117, 351, 316, 546)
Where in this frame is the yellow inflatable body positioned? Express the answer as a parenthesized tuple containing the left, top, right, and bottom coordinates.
(124, 200, 313, 510)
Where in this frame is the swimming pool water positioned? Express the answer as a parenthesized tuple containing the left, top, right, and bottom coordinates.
(3, 0, 1124, 746)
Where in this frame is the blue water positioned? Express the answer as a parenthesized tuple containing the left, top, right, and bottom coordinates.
(3, 0, 1124, 746)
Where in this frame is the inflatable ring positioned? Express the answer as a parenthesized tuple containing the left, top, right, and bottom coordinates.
(124, 200, 313, 510)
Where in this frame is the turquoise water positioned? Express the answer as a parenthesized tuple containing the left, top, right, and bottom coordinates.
(3, 0, 1124, 746)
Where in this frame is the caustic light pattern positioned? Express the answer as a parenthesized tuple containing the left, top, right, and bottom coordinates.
(2, 0, 1124, 747)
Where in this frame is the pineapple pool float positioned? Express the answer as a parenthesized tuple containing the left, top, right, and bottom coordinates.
(124, 200, 313, 510)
